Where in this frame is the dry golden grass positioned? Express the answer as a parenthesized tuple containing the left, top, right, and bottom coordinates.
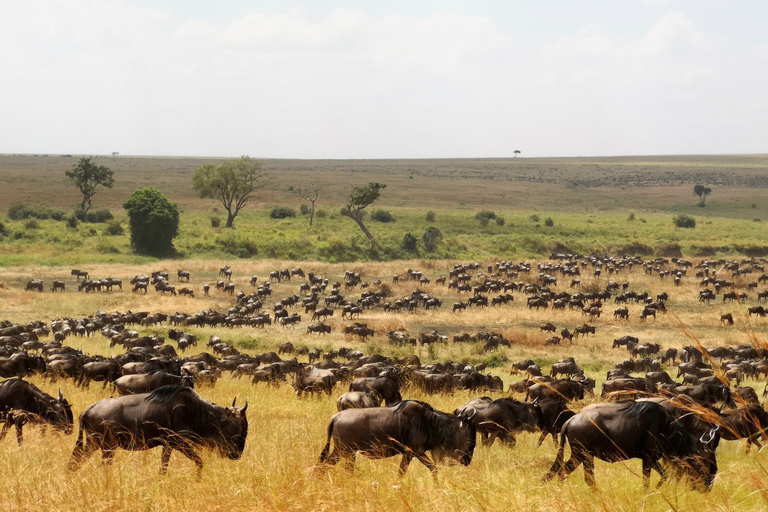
(1, 258, 768, 511)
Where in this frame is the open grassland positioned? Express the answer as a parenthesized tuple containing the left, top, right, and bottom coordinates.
(1, 259, 768, 511)
(1, 154, 768, 264)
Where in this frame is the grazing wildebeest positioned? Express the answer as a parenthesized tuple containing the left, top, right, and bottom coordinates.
(0, 379, 73, 444)
(349, 375, 401, 406)
(113, 371, 194, 396)
(544, 400, 719, 489)
(454, 397, 542, 448)
(525, 380, 584, 403)
(535, 399, 575, 446)
(68, 386, 247, 477)
(318, 400, 476, 477)
(336, 389, 382, 411)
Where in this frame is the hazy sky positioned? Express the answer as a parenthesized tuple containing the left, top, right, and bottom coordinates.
(2, 0, 766, 158)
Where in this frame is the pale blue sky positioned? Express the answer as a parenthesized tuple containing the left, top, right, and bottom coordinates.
(1, 1, 765, 158)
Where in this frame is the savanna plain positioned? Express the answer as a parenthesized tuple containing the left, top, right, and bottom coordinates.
(0, 154, 768, 511)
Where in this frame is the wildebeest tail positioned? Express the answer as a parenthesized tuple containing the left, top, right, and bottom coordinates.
(318, 416, 336, 463)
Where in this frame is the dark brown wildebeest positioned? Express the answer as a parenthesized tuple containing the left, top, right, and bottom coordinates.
(307, 323, 332, 335)
(660, 348, 678, 365)
(318, 400, 476, 477)
(544, 400, 719, 489)
(535, 399, 575, 446)
(454, 397, 542, 448)
(719, 405, 768, 453)
(550, 359, 583, 378)
(0, 379, 73, 444)
(336, 389, 382, 411)
(278, 342, 294, 355)
(601, 377, 649, 400)
(68, 386, 247, 477)
(80, 360, 122, 389)
(720, 313, 734, 325)
(113, 371, 194, 396)
(539, 323, 556, 333)
(25, 279, 43, 292)
(349, 375, 401, 406)
(311, 307, 334, 322)
(525, 380, 584, 403)
(51, 280, 66, 292)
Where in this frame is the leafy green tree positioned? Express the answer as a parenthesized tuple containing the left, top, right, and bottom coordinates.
(341, 182, 386, 251)
(192, 157, 269, 228)
(123, 188, 179, 257)
(65, 157, 114, 214)
(421, 226, 442, 252)
(693, 184, 712, 206)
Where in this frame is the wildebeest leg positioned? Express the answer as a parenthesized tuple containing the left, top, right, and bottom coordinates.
(68, 431, 99, 471)
(161, 445, 172, 474)
(102, 449, 115, 465)
(398, 452, 413, 475)
(413, 452, 438, 480)
(582, 454, 596, 487)
(172, 440, 204, 478)
(650, 458, 666, 488)
(537, 431, 548, 446)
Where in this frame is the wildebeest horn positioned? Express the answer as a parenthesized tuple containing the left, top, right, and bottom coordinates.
(232, 397, 237, 408)
(58, 389, 63, 401)
(466, 407, 477, 421)
(241, 399, 248, 415)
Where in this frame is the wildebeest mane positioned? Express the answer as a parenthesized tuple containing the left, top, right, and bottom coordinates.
(146, 385, 195, 404)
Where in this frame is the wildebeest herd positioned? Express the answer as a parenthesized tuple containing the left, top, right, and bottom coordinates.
(6, 254, 768, 489)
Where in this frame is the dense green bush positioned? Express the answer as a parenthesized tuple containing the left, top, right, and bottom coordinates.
(371, 209, 395, 223)
(529, 214, 540, 222)
(475, 210, 496, 221)
(270, 206, 296, 219)
(8, 203, 66, 221)
(421, 226, 442, 252)
(300, 204, 310, 215)
(24, 219, 39, 230)
(66, 215, 79, 229)
(74, 208, 113, 223)
(315, 210, 327, 219)
(402, 232, 418, 251)
(210, 216, 221, 228)
(544, 217, 554, 227)
(103, 221, 124, 236)
(495, 216, 505, 226)
(123, 188, 179, 257)
(426, 211, 436, 222)
(673, 214, 696, 228)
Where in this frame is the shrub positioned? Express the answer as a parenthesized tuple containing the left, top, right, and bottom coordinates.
(402, 232, 418, 252)
(479, 217, 490, 227)
(673, 214, 696, 228)
(66, 215, 79, 229)
(103, 221, 124, 236)
(210, 216, 221, 228)
(0, 221, 6, 236)
(753, 218, 761, 223)
(544, 217, 554, 227)
(85, 209, 114, 223)
(495, 216, 505, 226)
(475, 210, 496, 221)
(24, 219, 39, 230)
(270, 206, 296, 219)
(425, 211, 436, 222)
(627, 212, 635, 221)
(529, 214, 540, 222)
(8, 203, 32, 220)
(371, 209, 395, 223)
(421, 226, 443, 252)
(300, 204, 310, 215)
(315, 210, 327, 219)
(217, 233, 258, 258)
(123, 188, 180, 257)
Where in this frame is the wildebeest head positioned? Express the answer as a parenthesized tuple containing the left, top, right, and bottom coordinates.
(668, 423, 720, 490)
(217, 397, 249, 459)
(34, 388, 74, 435)
(434, 407, 476, 466)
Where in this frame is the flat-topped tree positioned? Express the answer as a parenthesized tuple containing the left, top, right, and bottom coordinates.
(694, 184, 712, 206)
(341, 182, 386, 252)
(192, 156, 269, 228)
(65, 157, 114, 214)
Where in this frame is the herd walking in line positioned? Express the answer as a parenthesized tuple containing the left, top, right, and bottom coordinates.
(5, 253, 768, 488)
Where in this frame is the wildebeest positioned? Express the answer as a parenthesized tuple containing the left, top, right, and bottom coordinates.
(719, 405, 768, 453)
(113, 371, 194, 396)
(544, 400, 719, 489)
(535, 399, 575, 446)
(336, 389, 382, 411)
(525, 380, 584, 403)
(25, 279, 43, 292)
(0, 379, 73, 444)
(317, 400, 476, 477)
(68, 386, 248, 477)
(349, 375, 402, 406)
(454, 397, 542, 448)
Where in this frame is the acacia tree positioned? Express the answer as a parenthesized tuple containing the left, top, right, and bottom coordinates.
(341, 182, 386, 251)
(123, 188, 179, 257)
(298, 182, 319, 227)
(694, 184, 712, 206)
(192, 156, 269, 228)
(65, 157, 114, 214)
